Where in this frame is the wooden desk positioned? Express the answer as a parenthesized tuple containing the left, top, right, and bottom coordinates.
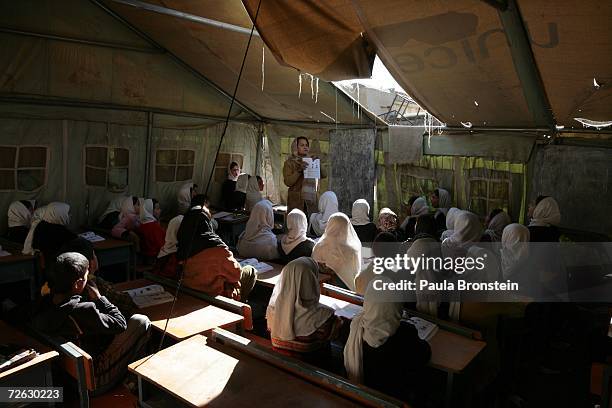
(130, 334, 355, 407)
(114, 279, 244, 341)
(0, 321, 59, 388)
(257, 262, 332, 288)
(0, 247, 39, 300)
(93, 238, 133, 281)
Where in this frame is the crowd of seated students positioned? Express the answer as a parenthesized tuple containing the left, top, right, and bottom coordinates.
(2, 182, 608, 406)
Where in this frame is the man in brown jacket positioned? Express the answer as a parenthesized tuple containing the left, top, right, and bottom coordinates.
(283, 137, 327, 217)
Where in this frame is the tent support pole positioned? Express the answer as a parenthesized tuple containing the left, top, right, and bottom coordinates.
(497, 0, 555, 129)
(89, 0, 263, 122)
(0, 27, 162, 53)
(144, 111, 153, 196)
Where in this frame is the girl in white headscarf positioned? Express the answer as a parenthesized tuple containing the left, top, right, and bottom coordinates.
(237, 200, 279, 260)
(245, 176, 263, 212)
(344, 276, 431, 395)
(500, 223, 530, 280)
(111, 197, 140, 239)
(177, 182, 197, 215)
(312, 212, 361, 291)
(229, 173, 249, 211)
(441, 210, 482, 259)
(266, 257, 341, 352)
(528, 196, 561, 242)
(440, 207, 461, 241)
(97, 195, 126, 229)
(155, 215, 183, 278)
(482, 210, 511, 242)
(24, 202, 76, 259)
(278, 209, 314, 264)
(136, 198, 166, 259)
(400, 196, 429, 239)
(7, 200, 34, 243)
(308, 191, 339, 237)
(350, 199, 377, 244)
(432, 188, 451, 238)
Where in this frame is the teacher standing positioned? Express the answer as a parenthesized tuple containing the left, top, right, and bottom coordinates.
(283, 136, 327, 217)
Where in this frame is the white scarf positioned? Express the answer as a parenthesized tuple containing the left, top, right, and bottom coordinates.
(8, 201, 31, 228)
(280, 209, 309, 254)
(177, 182, 195, 214)
(158, 215, 183, 258)
(139, 198, 157, 224)
(500, 223, 530, 279)
(344, 279, 402, 382)
(435, 188, 451, 216)
(483, 211, 511, 242)
(237, 200, 278, 260)
(309, 191, 338, 236)
(97, 196, 126, 223)
(311, 212, 361, 291)
(440, 207, 461, 241)
(23, 202, 71, 255)
(529, 197, 561, 227)
(441, 211, 482, 258)
(350, 199, 370, 226)
(266, 257, 334, 341)
(400, 196, 429, 230)
(235, 173, 249, 194)
(245, 176, 263, 212)
(119, 197, 137, 222)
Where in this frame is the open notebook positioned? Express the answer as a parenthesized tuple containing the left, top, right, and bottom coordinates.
(319, 296, 363, 320)
(402, 316, 439, 341)
(122, 284, 174, 308)
(238, 258, 274, 274)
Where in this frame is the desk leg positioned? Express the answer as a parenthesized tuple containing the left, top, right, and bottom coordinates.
(603, 365, 611, 408)
(445, 372, 454, 408)
(45, 362, 55, 407)
(138, 375, 146, 408)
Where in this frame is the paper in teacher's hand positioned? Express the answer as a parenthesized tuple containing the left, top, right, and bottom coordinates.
(302, 158, 321, 179)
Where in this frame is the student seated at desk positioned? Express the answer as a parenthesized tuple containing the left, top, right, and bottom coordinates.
(237, 200, 279, 261)
(7, 200, 34, 243)
(377, 207, 401, 241)
(221, 161, 240, 210)
(177, 195, 256, 301)
(439, 206, 460, 241)
(245, 175, 263, 212)
(277, 209, 315, 264)
(57, 237, 136, 317)
(266, 257, 342, 352)
(111, 197, 140, 241)
(97, 196, 126, 230)
(154, 215, 183, 279)
(344, 275, 431, 402)
(136, 198, 165, 263)
(312, 213, 361, 291)
(500, 223, 530, 281)
(24, 202, 77, 263)
(481, 208, 511, 242)
(399, 196, 429, 240)
(354, 232, 398, 295)
(527, 196, 561, 242)
(308, 191, 338, 237)
(350, 199, 377, 245)
(229, 173, 248, 211)
(177, 182, 198, 215)
(32, 252, 151, 394)
(431, 187, 451, 236)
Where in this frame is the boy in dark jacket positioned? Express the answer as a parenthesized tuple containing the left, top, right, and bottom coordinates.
(33, 252, 151, 394)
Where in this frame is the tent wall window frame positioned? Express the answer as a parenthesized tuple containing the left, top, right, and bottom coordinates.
(83, 144, 130, 193)
(0, 144, 49, 192)
(154, 148, 196, 183)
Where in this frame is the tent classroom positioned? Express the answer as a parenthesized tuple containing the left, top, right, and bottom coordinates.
(0, 0, 611, 407)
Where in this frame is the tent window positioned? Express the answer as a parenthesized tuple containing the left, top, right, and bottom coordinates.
(0, 145, 47, 192)
(85, 146, 129, 192)
(468, 178, 511, 216)
(214, 152, 244, 182)
(399, 174, 436, 204)
(155, 149, 195, 182)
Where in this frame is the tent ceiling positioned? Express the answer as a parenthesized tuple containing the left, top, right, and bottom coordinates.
(100, 0, 378, 125)
(238, 0, 612, 129)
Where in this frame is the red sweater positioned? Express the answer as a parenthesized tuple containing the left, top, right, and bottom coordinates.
(137, 221, 165, 257)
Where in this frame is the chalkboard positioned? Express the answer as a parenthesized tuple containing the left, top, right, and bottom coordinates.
(329, 129, 376, 215)
(531, 145, 612, 235)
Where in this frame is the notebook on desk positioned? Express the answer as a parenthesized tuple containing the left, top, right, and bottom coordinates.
(123, 284, 174, 308)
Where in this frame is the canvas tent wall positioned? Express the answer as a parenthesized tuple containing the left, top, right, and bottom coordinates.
(0, 0, 378, 233)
